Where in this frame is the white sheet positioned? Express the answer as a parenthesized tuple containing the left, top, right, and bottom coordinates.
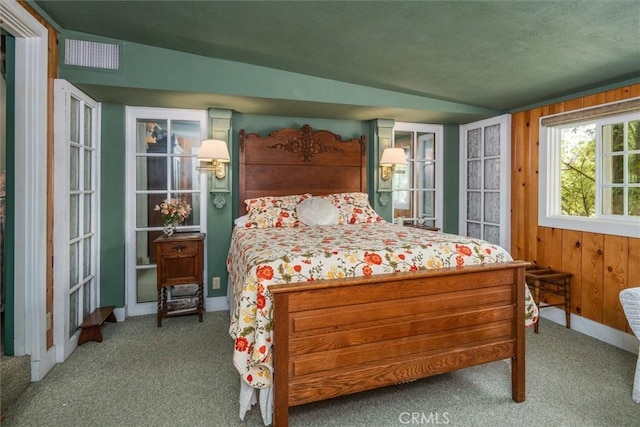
(229, 276, 273, 425)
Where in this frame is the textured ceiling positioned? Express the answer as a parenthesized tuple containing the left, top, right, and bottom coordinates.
(33, 0, 640, 122)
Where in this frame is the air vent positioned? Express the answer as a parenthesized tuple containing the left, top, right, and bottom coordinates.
(64, 39, 120, 70)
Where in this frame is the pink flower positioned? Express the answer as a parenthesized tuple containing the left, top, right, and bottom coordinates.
(154, 197, 192, 225)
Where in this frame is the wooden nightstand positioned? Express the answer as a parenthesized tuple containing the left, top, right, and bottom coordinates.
(154, 232, 206, 327)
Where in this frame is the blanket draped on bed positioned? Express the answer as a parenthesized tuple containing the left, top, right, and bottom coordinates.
(227, 222, 538, 390)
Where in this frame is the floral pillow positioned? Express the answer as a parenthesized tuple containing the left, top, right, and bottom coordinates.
(244, 206, 300, 229)
(320, 192, 384, 224)
(244, 193, 311, 214)
(243, 193, 311, 229)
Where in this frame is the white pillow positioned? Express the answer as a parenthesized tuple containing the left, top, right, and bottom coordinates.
(296, 197, 339, 226)
(234, 214, 249, 227)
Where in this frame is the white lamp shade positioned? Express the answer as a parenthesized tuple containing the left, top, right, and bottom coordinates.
(380, 147, 407, 165)
(198, 139, 230, 162)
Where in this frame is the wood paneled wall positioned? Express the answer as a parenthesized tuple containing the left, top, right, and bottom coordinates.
(511, 83, 640, 333)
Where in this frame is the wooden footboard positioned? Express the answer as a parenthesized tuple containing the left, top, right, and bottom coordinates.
(270, 260, 528, 426)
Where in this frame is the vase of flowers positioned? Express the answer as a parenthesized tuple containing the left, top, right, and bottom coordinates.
(162, 222, 177, 237)
(154, 198, 192, 237)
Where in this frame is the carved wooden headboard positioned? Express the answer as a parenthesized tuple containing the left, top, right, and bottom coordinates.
(238, 124, 367, 215)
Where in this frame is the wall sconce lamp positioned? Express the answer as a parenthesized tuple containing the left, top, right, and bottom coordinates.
(197, 139, 230, 179)
(379, 147, 407, 181)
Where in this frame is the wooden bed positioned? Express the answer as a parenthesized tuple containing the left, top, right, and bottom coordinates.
(237, 124, 528, 426)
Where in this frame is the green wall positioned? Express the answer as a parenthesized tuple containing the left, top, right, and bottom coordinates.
(3, 32, 15, 355)
(99, 104, 126, 307)
(443, 124, 460, 234)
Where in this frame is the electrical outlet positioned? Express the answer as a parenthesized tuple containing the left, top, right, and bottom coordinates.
(212, 276, 221, 289)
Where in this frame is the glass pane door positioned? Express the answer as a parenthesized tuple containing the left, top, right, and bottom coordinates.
(459, 115, 511, 248)
(126, 108, 207, 316)
(392, 123, 443, 228)
(54, 80, 99, 361)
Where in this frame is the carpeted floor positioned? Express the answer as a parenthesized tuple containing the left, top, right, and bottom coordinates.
(2, 311, 639, 426)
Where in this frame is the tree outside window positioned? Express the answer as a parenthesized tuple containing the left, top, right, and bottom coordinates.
(560, 124, 596, 217)
(560, 119, 639, 219)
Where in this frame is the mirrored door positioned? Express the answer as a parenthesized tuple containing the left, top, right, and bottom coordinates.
(392, 123, 443, 228)
(126, 108, 207, 316)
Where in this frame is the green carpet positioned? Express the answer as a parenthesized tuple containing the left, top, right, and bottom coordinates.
(2, 312, 638, 426)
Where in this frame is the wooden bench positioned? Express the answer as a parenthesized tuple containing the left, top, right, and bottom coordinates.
(78, 306, 116, 345)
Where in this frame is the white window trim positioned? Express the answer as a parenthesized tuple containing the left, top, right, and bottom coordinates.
(539, 106, 640, 238)
(393, 122, 444, 229)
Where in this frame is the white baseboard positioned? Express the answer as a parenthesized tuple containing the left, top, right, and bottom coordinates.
(206, 296, 229, 312)
(113, 307, 127, 322)
(539, 306, 639, 355)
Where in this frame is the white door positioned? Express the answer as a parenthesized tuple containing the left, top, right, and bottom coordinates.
(392, 122, 444, 228)
(459, 114, 511, 249)
(125, 107, 208, 317)
(53, 79, 100, 361)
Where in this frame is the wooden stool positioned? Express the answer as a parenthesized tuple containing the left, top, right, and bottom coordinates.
(78, 306, 116, 345)
(525, 266, 572, 334)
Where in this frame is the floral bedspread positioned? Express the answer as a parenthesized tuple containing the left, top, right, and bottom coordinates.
(227, 222, 538, 389)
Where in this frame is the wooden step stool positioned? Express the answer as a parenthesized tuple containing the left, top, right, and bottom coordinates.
(78, 306, 116, 345)
(525, 266, 572, 334)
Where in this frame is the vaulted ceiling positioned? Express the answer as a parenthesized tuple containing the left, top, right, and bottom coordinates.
(33, 0, 640, 122)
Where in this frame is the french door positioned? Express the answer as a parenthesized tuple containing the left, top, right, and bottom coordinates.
(53, 80, 100, 361)
(459, 114, 511, 249)
(392, 122, 444, 228)
(125, 107, 207, 316)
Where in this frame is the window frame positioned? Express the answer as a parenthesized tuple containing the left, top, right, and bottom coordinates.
(539, 107, 640, 238)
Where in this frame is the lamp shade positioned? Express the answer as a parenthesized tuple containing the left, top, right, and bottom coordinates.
(198, 139, 230, 162)
(379, 147, 407, 165)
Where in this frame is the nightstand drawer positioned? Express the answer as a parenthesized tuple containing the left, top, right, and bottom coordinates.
(158, 240, 199, 256)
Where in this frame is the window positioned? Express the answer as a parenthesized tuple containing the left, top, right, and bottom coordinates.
(392, 123, 443, 228)
(539, 106, 640, 238)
